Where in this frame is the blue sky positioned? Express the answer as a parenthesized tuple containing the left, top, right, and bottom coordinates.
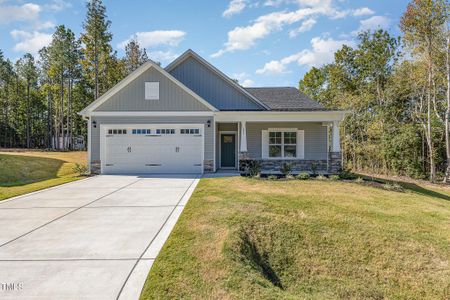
(0, 0, 408, 87)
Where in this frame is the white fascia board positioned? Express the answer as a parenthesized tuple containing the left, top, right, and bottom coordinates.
(89, 111, 215, 117)
(165, 49, 271, 110)
(214, 111, 349, 122)
(79, 60, 218, 117)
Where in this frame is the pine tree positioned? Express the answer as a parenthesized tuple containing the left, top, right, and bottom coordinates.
(16, 53, 38, 148)
(124, 37, 148, 74)
(80, 0, 113, 100)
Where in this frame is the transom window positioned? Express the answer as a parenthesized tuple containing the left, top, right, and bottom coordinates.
(269, 131, 297, 158)
(180, 129, 200, 135)
(132, 129, 151, 134)
(156, 129, 175, 135)
(108, 129, 127, 135)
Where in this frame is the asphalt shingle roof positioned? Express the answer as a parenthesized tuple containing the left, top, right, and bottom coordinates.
(245, 87, 326, 111)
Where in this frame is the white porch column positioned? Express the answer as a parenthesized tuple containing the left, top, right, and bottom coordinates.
(331, 121, 341, 152)
(240, 120, 247, 152)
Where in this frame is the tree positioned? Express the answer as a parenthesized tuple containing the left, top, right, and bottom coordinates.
(80, 0, 113, 100)
(400, 0, 449, 182)
(124, 37, 148, 75)
(16, 53, 38, 148)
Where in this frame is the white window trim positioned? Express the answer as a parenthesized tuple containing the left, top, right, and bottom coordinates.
(268, 129, 296, 159)
(262, 128, 304, 160)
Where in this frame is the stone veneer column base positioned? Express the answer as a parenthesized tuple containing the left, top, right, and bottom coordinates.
(329, 152, 342, 174)
(90, 160, 101, 175)
(203, 159, 214, 173)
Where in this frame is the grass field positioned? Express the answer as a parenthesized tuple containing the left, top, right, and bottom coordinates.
(140, 177, 450, 299)
(0, 150, 87, 200)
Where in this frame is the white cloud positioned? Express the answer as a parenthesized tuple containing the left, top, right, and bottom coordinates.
(212, 0, 352, 57)
(223, 0, 247, 17)
(232, 72, 255, 87)
(289, 18, 316, 37)
(256, 36, 354, 74)
(118, 30, 186, 49)
(45, 0, 71, 12)
(11, 30, 52, 55)
(33, 21, 55, 30)
(147, 50, 179, 64)
(264, 0, 291, 6)
(353, 15, 391, 34)
(352, 7, 375, 17)
(0, 3, 41, 24)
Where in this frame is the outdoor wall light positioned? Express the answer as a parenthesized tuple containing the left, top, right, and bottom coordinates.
(92, 120, 97, 128)
(207, 120, 211, 128)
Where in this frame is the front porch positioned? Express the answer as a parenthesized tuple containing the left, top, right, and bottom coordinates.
(214, 113, 343, 175)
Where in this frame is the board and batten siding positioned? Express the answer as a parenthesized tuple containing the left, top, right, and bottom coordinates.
(169, 57, 264, 111)
(246, 122, 328, 160)
(90, 116, 214, 162)
(94, 67, 210, 112)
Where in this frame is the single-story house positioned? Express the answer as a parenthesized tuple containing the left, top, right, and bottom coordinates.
(79, 49, 346, 175)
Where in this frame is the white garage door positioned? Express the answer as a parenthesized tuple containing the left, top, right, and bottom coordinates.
(101, 124, 204, 174)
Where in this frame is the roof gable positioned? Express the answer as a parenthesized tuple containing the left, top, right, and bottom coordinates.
(79, 60, 217, 116)
(166, 50, 269, 111)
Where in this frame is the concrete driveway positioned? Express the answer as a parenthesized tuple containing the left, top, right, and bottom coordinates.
(0, 174, 200, 300)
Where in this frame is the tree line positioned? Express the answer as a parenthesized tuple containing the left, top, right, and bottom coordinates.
(0, 0, 148, 150)
(299, 0, 450, 182)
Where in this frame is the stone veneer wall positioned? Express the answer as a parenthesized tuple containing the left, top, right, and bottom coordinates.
(90, 160, 101, 174)
(239, 151, 343, 175)
(329, 152, 342, 174)
(203, 159, 214, 173)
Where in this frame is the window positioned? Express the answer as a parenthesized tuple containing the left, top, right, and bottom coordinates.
(181, 128, 200, 135)
(145, 82, 159, 100)
(156, 129, 175, 135)
(132, 129, 151, 135)
(108, 129, 127, 135)
(269, 131, 297, 158)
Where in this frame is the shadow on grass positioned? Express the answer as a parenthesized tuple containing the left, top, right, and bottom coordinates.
(357, 173, 450, 202)
(0, 154, 65, 187)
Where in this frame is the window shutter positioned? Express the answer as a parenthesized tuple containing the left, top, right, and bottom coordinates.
(261, 130, 269, 158)
(297, 130, 304, 159)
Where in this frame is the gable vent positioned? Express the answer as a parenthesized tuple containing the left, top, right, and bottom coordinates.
(145, 82, 159, 100)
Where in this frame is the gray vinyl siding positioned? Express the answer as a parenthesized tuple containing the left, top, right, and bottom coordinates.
(90, 116, 214, 162)
(95, 67, 210, 112)
(169, 57, 264, 111)
(246, 122, 328, 160)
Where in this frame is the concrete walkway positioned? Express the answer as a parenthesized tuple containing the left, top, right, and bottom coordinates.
(0, 174, 200, 300)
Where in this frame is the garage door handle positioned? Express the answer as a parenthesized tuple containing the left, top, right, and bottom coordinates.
(175, 147, 180, 153)
(127, 146, 131, 153)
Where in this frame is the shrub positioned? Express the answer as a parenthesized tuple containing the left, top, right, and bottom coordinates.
(355, 177, 364, 183)
(296, 173, 310, 180)
(280, 162, 292, 176)
(72, 163, 89, 176)
(245, 160, 262, 177)
(382, 182, 404, 192)
(339, 169, 357, 180)
(316, 174, 327, 180)
(330, 174, 340, 181)
(267, 175, 278, 181)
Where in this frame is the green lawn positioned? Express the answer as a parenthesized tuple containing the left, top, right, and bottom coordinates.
(0, 151, 87, 200)
(140, 177, 450, 299)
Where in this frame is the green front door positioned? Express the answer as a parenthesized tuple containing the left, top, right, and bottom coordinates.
(221, 134, 236, 168)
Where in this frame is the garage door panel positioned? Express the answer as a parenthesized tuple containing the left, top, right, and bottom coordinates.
(102, 125, 203, 174)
